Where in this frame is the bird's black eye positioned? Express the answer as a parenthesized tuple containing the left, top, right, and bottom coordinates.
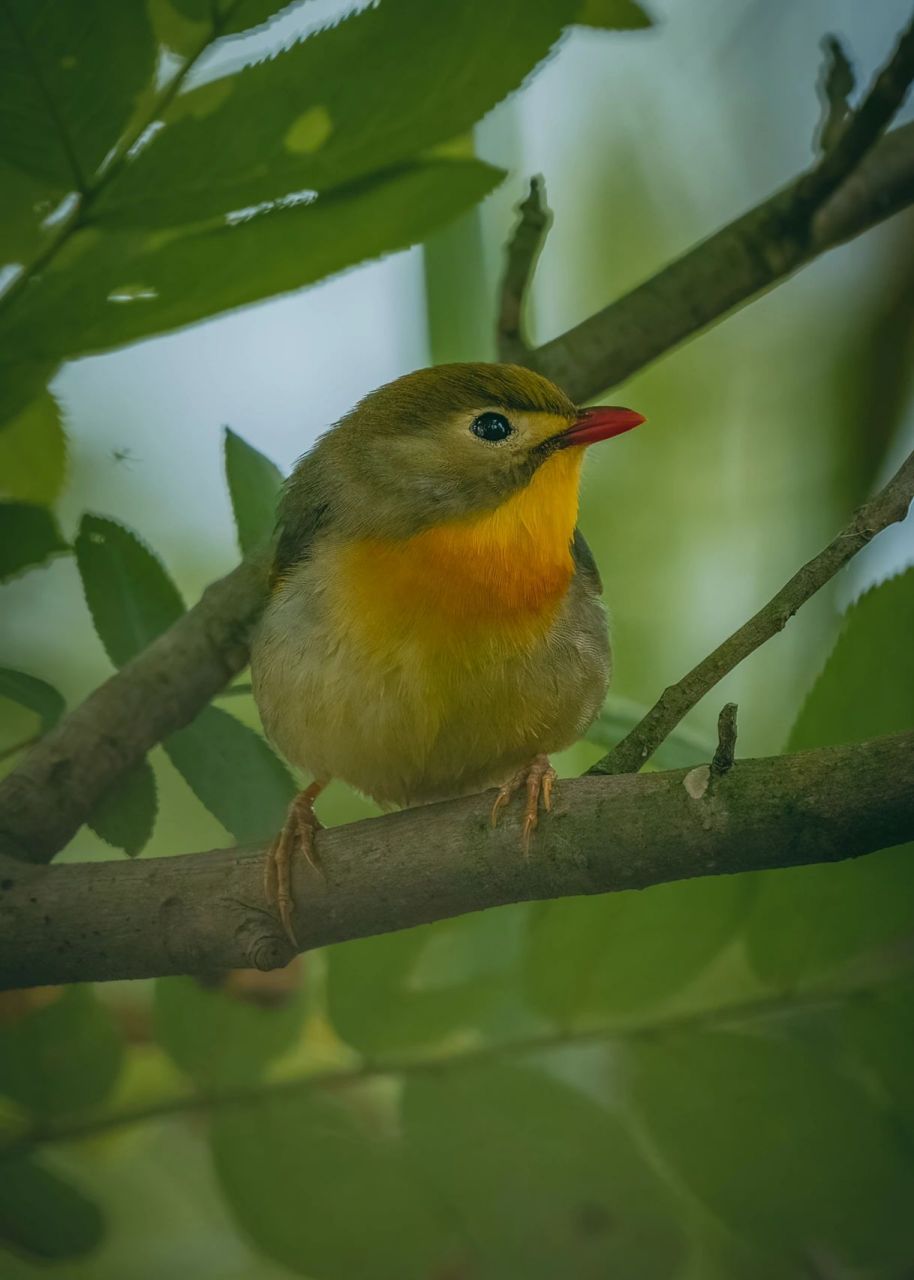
(471, 411, 514, 443)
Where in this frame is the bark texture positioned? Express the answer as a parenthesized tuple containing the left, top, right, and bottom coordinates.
(1, 732, 911, 988)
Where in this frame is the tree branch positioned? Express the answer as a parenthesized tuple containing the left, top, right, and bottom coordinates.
(0, 557, 267, 864)
(529, 121, 914, 398)
(3, 47, 914, 865)
(793, 7, 914, 219)
(590, 446, 914, 776)
(1, 732, 911, 988)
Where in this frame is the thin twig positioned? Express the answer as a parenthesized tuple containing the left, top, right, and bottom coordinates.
(589, 449, 914, 776)
(497, 177, 551, 363)
(710, 703, 738, 777)
(9, 983, 868, 1152)
(816, 35, 855, 154)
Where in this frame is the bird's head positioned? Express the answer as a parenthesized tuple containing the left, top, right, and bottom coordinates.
(314, 362, 644, 539)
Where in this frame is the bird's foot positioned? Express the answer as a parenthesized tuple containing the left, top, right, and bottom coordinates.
(264, 781, 326, 948)
(490, 754, 557, 853)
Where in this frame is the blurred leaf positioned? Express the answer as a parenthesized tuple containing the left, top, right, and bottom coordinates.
(0, 389, 67, 503)
(211, 1088, 451, 1279)
(839, 984, 914, 1145)
(576, 0, 653, 29)
(164, 705, 294, 844)
(0, 359, 57, 431)
(154, 973, 306, 1089)
(0, 666, 64, 734)
(87, 759, 157, 857)
(0, 0, 156, 186)
(327, 908, 530, 1056)
(746, 569, 914, 986)
(0, 1155, 104, 1260)
(224, 426, 283, 555)
(788, 567, 914, 752)
(96, 0, 575, 227)
(629, 1028, 914, 1270)
(525, 876, 752, 1025)
(4, 159, 504, 362)
(403, 1062, 684, 1279)
(0, 501, 67, 580)
(0, 986, 123, 1117)
(586, 695, 714, 769)
(74, 513, 185, 666)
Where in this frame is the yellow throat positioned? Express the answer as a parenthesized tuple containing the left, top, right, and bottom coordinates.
(337, 447, 585, 650)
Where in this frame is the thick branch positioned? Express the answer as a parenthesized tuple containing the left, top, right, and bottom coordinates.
(1, 732, 911, 989)
(0, 557, 267, 864)
(591, 447, 914, 775)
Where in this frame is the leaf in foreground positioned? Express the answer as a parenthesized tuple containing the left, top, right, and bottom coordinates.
(629, 1028, 914, 1271)
(212, 1088, 452, 1279)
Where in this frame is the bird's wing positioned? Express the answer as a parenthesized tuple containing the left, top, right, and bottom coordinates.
(571, 527, 603, 595)
(271, 465, 329, 585)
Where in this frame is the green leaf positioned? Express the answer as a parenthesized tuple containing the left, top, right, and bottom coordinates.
(86, 759, 157, 856)
(525, 875, 752, 1024)
(74, 513, 185, 666)
(839, 984, 914, 1146)
(164, 705, 294, 843)
(0, 500, 67, 580)
(403, 1062, 684, 1279)
(746, 568, 914, 986)
(788, 567, 914, 752)
(576, 0, 653, 29)
(96, 0, 575, 227)
(71, 511, 292, 840)
(211, 1088, 451, 1279)
(220, 0, 304, 35)
(0, 158, 62, 264)
(0, 1155, 104, 1260)
(0, 986, 123, 1117)
(586, 695, 715, 769)
(0, 358, 57, 431)
(163, 0, 296, 34)
(0, 389, 67, 503)
(0, 0, 156, 187)
(327, 907, 530, 1056)
(154, 973, 307, 1089)
(628, 1028, 914, 1270)
(0, 666, 64, 734)
(224, 426, 283, 555)
(4, 159, 504, 362)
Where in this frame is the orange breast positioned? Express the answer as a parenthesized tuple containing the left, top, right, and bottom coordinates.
(336, 449, 584, 652)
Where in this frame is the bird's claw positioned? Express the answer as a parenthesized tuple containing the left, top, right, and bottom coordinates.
(491, 754, 557, 854)
(264, 783, 325, 948)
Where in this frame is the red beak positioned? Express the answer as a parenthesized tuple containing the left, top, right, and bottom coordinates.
(556, 405, 646, 448)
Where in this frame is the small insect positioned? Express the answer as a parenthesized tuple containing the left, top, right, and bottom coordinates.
(110, 446, 140, 468)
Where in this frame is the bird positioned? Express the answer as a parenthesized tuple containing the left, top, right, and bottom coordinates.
(251, 362, 645, 945)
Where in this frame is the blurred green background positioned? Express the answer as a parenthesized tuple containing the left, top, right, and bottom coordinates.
(2, 0, 914, 1276)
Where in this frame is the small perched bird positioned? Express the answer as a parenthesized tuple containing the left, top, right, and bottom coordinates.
(252, 363, 644, 943)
